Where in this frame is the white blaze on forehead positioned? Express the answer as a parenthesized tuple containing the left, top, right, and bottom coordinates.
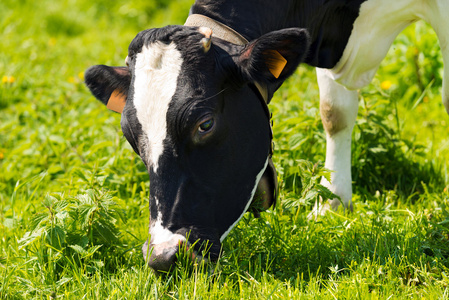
(133, 42, 183, 172)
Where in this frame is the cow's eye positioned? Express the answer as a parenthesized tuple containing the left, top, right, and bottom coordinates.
(198, 118, 214, 133)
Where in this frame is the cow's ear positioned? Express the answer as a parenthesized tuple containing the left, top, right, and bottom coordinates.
(237, 28, 310, 84)
(84, 65, 131, 113)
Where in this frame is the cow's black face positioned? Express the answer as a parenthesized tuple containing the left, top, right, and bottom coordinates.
(85, 25, 309, 272)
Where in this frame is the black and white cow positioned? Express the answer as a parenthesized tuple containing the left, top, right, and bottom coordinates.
(85, 0, 449, 272)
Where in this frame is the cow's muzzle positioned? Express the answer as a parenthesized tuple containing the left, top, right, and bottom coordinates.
(142, 234, 213, 273)
(142, 237, 184, 272)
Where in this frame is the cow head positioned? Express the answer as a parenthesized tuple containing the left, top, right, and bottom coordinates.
(85, 25, 309, 272)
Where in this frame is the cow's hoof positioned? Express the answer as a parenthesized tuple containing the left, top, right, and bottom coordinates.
(308, 198, 352, 219)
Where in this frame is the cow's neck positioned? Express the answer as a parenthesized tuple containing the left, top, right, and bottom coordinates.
(190, 0, 367, 69)
(190, 0, 302, 41)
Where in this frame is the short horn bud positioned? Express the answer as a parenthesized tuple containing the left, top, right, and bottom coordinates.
(199, 27, 212, 53)
(199, 27, 212, 39)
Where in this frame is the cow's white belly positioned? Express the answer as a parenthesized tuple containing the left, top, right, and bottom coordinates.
(325, 0, 424, 90)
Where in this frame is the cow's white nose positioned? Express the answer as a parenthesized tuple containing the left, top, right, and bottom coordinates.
(143, 236, 185, 272)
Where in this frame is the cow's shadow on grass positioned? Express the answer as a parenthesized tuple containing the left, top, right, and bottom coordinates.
(222, 203, 449, 285)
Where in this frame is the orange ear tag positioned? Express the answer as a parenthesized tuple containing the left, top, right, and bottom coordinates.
(266, 50, 288, 79)
(107, 90, 126, 113)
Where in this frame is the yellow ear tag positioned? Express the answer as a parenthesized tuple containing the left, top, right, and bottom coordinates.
(265, 50, 287, 79)
(107, 90, 126, 113)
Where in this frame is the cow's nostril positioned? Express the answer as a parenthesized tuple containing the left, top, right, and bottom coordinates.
(143, 239, 182, 272)
(148, 244, 179, 272)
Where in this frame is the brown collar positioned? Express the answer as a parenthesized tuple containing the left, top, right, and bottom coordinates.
(185, 14, 249, 45)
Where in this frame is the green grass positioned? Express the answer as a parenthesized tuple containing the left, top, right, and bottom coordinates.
(1, 0, 449, 299)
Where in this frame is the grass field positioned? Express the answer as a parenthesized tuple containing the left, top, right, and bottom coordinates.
(1, 0, 449, 299)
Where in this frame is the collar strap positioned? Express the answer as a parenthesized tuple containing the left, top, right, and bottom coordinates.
(185, 14, 249, 45)
(185, 14, 269, 105)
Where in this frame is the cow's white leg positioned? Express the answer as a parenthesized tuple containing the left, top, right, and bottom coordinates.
(308, 0, 422, 217)
(312, 68, 359, 215)
(441, 37, 449, 115)
(422, 0, 449, 115)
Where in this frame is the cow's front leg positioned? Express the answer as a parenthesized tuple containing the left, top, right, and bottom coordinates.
(312, 68, 359, 215)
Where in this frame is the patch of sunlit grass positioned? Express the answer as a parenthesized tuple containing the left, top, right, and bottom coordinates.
(0, 1, 448, 298)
